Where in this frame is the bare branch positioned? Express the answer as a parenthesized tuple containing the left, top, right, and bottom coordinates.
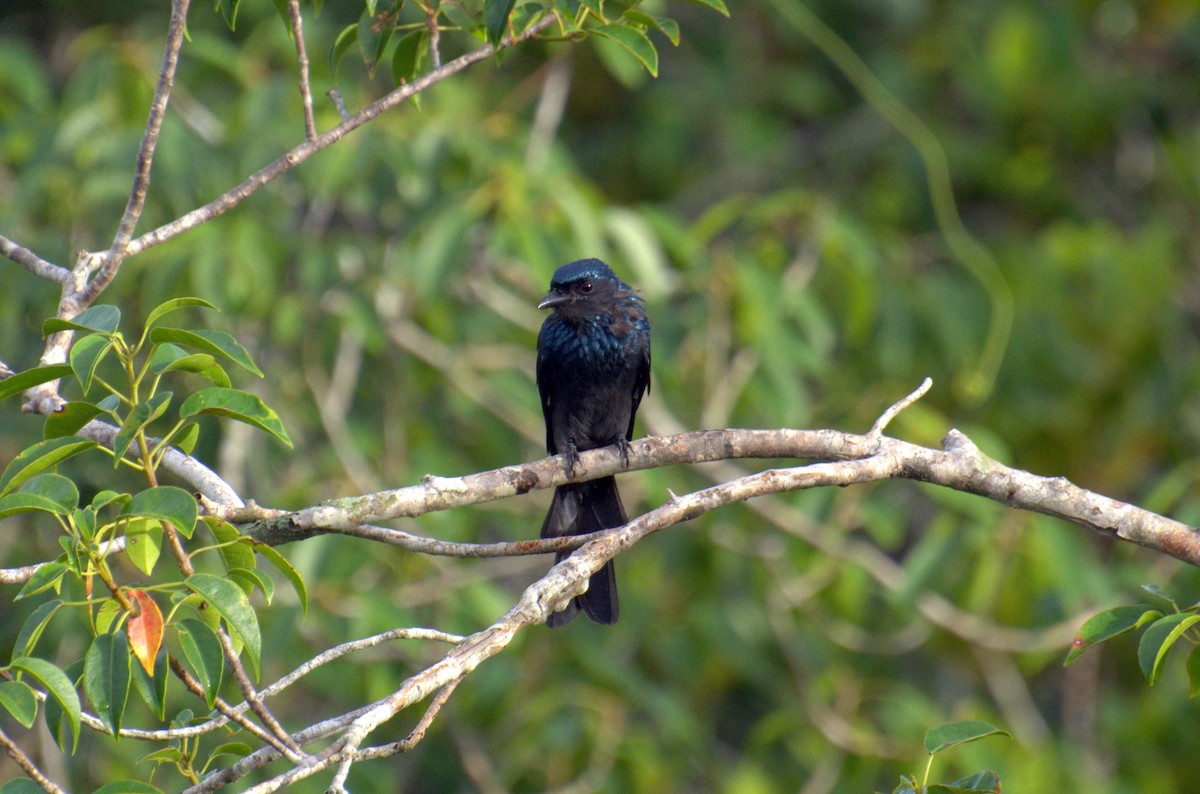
(0, 234, 71, 285)
(868, 376, 931, 437)
(85, 0, 192, 302)
(286, 0, 317, 141)
(0, 724, 66, 794)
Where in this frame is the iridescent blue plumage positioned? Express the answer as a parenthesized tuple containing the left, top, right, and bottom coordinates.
(536, 258, 651, 627)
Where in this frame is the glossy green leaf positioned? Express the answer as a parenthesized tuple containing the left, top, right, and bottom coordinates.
(84, 632, 131, 736)
(68, 333, 112, 395)
(19, 472, 79, 512)
(391, 29, 429, 86)
(0, 680, 38, 728)
(44, 401, 105, 439)
(0, 778, 44, 794)
(185, 573, 261, 679)
(15, 561, 67, 600)
(176, 618, 224, 709)
(43, 305, 121, 335)
(147, 327, 262, 376)
(91, 490, 125, 511)
(1065, 604, 1160, 664)
(204, 516, 256, 572)
(150, 348, 232, 388)
(179, 387, 292, 448)
(330, 23, 359, 77)
(14, 598, 63, 657)
(1140, 583, 1178, 608)
(125, 518, 164, 576)
(228, 567, 274, 604)
(254, 542, 308, 617)
(142, 297, 218, 336)
(163, 421, 201, 455)
(592, 24, 659, 76)
(0, 492, 73, 521)
(120, 486, 198, 539)
(924, 721, 1010, 755)
(623, 10, 680, 46)
(0, 436, 98, 497)
(112, 391, 173, 464)
(678, 0, 728, 16)
(131, 641, 168, 720)
(484, 0, 517, 46)
(9, 656, 81, 752)
(0, 364, 74, 401)
(1139, 612, 1200, 685)
(201, 741, 254, 774)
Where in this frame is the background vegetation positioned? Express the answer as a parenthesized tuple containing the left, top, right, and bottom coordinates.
(2, 0, 1200, 790)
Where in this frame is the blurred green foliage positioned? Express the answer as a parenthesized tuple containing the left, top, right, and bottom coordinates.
(2, 0, 1200, 791)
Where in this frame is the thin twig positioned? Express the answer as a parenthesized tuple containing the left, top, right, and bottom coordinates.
(286, 0, 317, 141)
(85, 0, 192, 303)
(0, 234, 71, 284)
(124, 15, 557, 260)
(868, 376, 932, 437)
(169, 657, 300, 757)
(0, 724, 67, 794)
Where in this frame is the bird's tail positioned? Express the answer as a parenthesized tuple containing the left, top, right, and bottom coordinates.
(540, 477, 624, 628)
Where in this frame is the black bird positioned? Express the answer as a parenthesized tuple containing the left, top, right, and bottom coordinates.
(536, 258, 651, 627)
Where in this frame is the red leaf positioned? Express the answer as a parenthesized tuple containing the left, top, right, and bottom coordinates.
(126, 589, 163, 676)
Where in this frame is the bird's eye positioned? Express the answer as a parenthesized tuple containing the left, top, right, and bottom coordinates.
(580, 281, 593, 293)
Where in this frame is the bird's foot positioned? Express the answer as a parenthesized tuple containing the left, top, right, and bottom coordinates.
(564, 439, 581, 476)
(616, 437, 632, 468)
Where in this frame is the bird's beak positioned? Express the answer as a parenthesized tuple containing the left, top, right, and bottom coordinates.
(538, 290, 569, 310)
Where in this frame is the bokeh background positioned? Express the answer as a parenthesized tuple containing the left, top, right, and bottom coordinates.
(3, 0, 1200, 791)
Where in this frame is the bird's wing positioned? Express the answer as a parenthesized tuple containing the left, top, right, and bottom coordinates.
(627, 342, 651, 441)
(535, 325, 557, 455)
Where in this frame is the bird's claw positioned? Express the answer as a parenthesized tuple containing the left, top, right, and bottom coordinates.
(616, 438, 632, 468)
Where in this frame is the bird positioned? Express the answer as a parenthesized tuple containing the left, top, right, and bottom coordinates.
(536, 258, 651, 627)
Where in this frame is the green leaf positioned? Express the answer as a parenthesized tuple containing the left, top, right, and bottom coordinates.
(0, 778, 44, 794)
(1138, 612, 1200, 685)
(0, 436, 98, 497)
(149, 347, 232, 388)
(175, 618, 224, 709)
(120, 486, 198, 539)
(14, 599, 63, 657)
(201, 741, 254, 774)
(215, 0, 241, 29)
(358, 2, 397, 76)
(44, 401, 105, 439)
(148, 327, 263, 376)
(185, 573, 262, 679)
(9, 656, 81, 752)
(204, 516, 255, 572)
(623, 10, 680, 46)
(15, 562, 67, 600)
(131, 644, 168, 720)
(92, 782, 165, 794)
(179, 387, 292, 448)
(125, 518, 164, 576)
(68, 333, 112, 396)
(330, 23, 359, 77)
(678, 0, 728, 16)
(484, 0, 517, 46)
(0, 364, 74, 401)
(1140, 583, 1178, 608)
(255, 542, 308, 617)
(923, 721, 1010, 755)
(91, 490, 126, 511)
(113, 392, 173, 465)
(84, 632, 132, 736)
(945, 769, 1002, 792)
(1065, 604, 1161, 664)
(142, 297, 218, 337)
(592, 23, 659, 76)
(229, 567, 274, 604)
(0, 681, 38, 728)
(391, 29, 429, 86)
(43, 305, 121, 336)
(0, 492, 74, 521)
(19, 473, 79, 512)
(163, 422, 201, 455)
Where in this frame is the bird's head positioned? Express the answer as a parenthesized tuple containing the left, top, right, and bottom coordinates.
(537, 258, 626, 316)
